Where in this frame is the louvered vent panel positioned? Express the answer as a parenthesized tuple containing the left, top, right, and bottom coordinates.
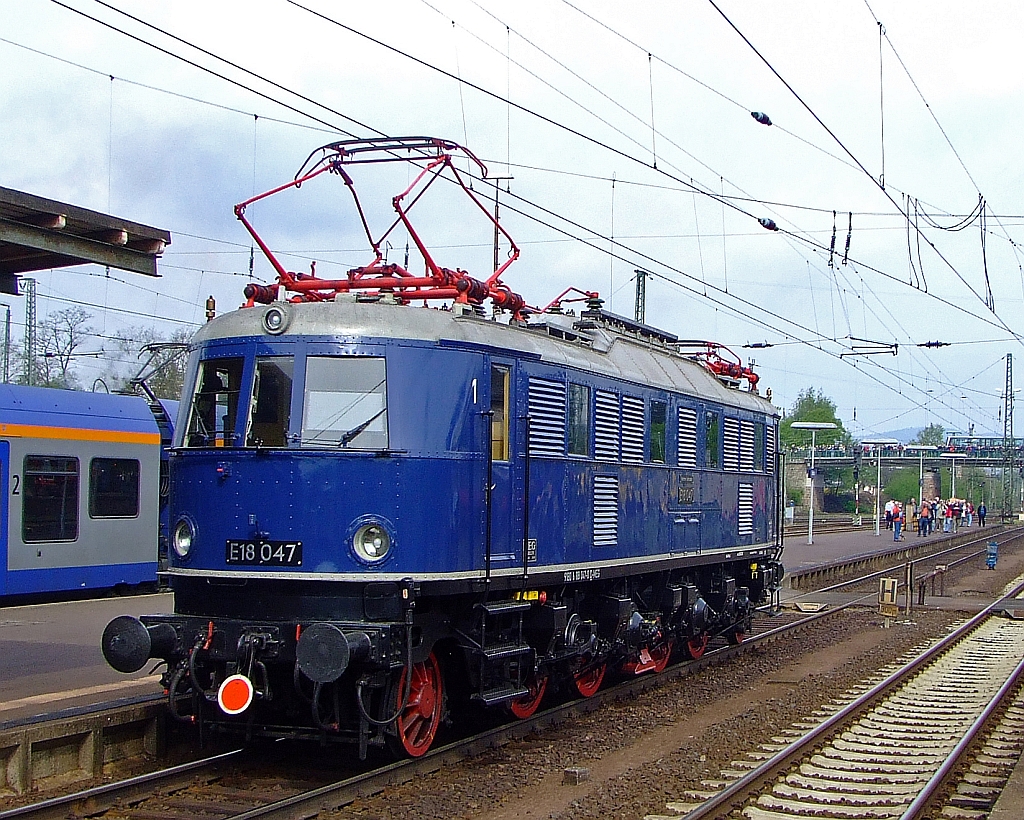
(678, 407, 698, 468)
(620, 395, 645, 462)
(594, 390, 620, 461)
(723, 417, 741, 471)
(738, 483, 754, 536)
(593, 475, 619, 547)
(766, 422, 777, 473)
(528, 378, 567, 457)
(740, 420, 756, 471)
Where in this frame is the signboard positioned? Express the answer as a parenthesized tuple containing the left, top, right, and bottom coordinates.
(879, 577, 899, 619)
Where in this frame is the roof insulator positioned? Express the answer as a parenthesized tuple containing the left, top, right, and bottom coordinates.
(751, 111, 772, 126)
(758, 218, 779, 231)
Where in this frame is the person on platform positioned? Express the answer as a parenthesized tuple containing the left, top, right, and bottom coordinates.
(893, 502, 904, 541)
(885, 499, 895, 530)
(944, 501, 953, 533)
(918, 500, 930, 537)
(966, 501, 974, 527)
(978, 502, 987, 526)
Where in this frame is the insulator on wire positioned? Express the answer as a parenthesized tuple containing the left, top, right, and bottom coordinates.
(751, 111, 772, 126)
(758, 218, 779, 231)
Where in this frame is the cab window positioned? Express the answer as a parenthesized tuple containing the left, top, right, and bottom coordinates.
(184, 358, 245, 447)
(246, 357, 294, 447)
(301, 356, 388, 449)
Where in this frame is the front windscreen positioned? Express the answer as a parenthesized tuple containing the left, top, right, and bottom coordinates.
(301, 356, 388, 449)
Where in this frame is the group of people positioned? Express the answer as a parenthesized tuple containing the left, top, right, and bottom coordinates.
(884, 497, 987, 541)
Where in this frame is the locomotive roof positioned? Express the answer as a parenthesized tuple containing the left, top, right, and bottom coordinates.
(196, 300, 777, 417)
(0, 383, 161, 435)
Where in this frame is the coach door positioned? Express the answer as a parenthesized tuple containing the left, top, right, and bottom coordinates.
(0, 441, 8, 595)
(485, 360, 524, 577)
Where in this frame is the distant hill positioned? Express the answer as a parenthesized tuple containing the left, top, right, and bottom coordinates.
(880, 427, 922, 444)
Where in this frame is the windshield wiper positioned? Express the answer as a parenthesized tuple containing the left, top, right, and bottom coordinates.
(339, 407, 387, 447)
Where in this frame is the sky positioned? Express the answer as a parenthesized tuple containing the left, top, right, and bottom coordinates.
(2, 0, 1023, 440)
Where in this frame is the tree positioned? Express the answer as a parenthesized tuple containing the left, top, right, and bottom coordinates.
(885, 467, 921, 504)
(779, 387, 852, 448)
(16, 307, 94, 389)
(912, 423, 945, 446)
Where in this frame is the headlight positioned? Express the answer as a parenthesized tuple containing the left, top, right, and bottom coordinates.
(353, 523, 390, 562)
(172, 518, 195, 558)
(262, 304, 289, 335)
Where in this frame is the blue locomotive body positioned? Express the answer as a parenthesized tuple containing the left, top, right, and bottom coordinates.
(104, 298, 782, 757)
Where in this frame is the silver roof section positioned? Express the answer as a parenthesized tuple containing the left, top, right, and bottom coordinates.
(194, 299, 777, 417)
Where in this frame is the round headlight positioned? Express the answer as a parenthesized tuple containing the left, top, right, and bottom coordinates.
(353, 523, 391, 562)
(172, 518, 194, 558)
(262, 305, 289, 335)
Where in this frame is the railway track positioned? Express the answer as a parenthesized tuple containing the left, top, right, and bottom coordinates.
(0, 607, 823, 820)
(655, 579, 1024, 820)
(7, 530, 1023, 819)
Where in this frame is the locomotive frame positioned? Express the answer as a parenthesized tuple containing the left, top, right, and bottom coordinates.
(102, 138, 784, 759)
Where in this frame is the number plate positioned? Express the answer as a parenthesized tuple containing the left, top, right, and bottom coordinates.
(225, 540, 303, 567)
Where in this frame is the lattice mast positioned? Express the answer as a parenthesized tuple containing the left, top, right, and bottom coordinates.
(1003, 353, 1014, 519)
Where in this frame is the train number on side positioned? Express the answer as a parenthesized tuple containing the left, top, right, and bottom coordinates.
(225, 540, 303, 567)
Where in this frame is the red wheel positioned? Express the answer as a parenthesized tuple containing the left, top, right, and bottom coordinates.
(686, 633, 709, 660)
(573, 662, 606, 697)
(727, 629, 745, 645)
(390, 652, 444, 757)
(509, 676, 548, 719)
(649, 639, 673, 673)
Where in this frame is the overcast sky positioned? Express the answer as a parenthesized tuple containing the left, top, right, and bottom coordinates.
(2, 0, 1023, 438)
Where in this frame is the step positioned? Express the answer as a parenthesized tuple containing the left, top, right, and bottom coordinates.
(481, 642, 534, 661)
(476, 599, 532, 615)
(472, 684, 530, 706)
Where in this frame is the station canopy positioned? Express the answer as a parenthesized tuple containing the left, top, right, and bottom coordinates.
(0, 186, 170, 294)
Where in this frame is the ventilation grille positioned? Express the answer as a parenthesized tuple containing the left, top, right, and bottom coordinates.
(723, 417, 741, 471)
(766, 422, 776, 473)
(593, 475, 619, 547)
(678, 407, 698, 468)
(738, 483, 754, 536)
(594, 390, 620, 461)
(620, 396, 645, 462)
(528, 378, 566, 457)
(740, 420, 756, 471)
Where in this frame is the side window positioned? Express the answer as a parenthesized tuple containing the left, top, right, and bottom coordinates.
(184, 357, 245, 447)
(650, 400, 667, 463)
(23, 456, 79, 542)
(301, 356, 388, 449)
(754, 422, 766, 471)
(89, 458, 140, 518)
(491, 365, 510, 461)
(568, 383, 590, 457)
(247, 356, 294, 447)
(705, 411, 720, 469)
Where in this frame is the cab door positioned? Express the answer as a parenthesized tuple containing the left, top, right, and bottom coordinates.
(485, 359, 524, 573)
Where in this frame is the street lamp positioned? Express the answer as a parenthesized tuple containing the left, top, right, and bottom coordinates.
(791, 422, 837, 545)
(862, 438, 900, 536)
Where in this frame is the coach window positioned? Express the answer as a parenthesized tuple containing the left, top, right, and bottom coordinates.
(247, 356, 294, 447)
(23, 456, 79, 542)
(89, 458, 140, 518)
(301, 356, 388, 449)
(705, 411, 720, 469)
(650, 400, 667, 463)
(184, 357, 244, 447)
(491, 365, 510, 461)
(568, 383, 590, 457)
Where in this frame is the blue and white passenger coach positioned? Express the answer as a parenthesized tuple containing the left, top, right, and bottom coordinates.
(0, 384, 165, 598)
(101, 137, 783, 759)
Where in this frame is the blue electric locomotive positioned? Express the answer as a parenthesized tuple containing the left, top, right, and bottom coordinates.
(0, 384, 176, 600)
(101, 138, 783, 758)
